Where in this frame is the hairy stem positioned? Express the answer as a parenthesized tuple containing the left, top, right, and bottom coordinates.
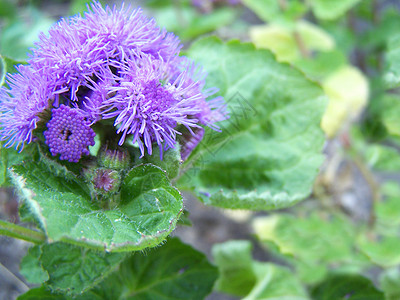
(0, 219, 46, 244)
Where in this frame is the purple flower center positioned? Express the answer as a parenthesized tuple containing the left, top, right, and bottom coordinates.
(140, 80, 178, 121)
(44, 105, 96, 162)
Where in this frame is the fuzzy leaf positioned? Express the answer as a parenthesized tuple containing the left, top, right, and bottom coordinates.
(20, 243, 125, 295)
(10, 160, 183, 252)
(77, 238, 218, 300)
(182, 37, 326, 211)
(40, 243, 125, 295)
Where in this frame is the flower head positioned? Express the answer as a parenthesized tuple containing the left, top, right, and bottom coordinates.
(0, 65, 58, 151)
(44, 105, 95, 162)
(102, 54, 203, 156)
(0, 1, 228, 163)
(30, 2, 180, 102)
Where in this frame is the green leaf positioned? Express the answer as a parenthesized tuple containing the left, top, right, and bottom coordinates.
(212, 240, 258, 296)
(17, 286, 66, 300)
(253, 213, 364, 283)
(0, 143, 36, 187)
(212, 240, 308, 299)
(250, 20, 334, 63)
(154, 5, 236, 40)
(295, 50, 347, 82)
(20, 243, 125, 295)
(142, 145, 181, 180)
(364, 144, 400, 172)
(177, 209, 192, 226)
(78, 238, 218, 300)
(380, 94, 400, 138)
(376, 183, 400, 228)
(40, 242, 125, 295)
(379, 268, 400, 300)
(0, 54, 26, 87)
(243, 263, 308, 300)
(20, 246, 49, 285)
(385, 34, 400, 88)
(358, 235, 400, 268)
(309, 0, 362, 20)
(242, 0, 307, 26)
(182, 37, 326, 211)
(311, 274, 384, 300)
(10, 160, 183, 251)
(321, 66, 369, 138)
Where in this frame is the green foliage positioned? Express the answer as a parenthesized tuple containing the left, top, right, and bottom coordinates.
(250, 20, 334, 62)
(380, 268, 400, 300)
(212, 240, 257, 296)
(153, 1, 236, 40)
(2, 0, 400, 298)
(21, 243, 125, 295)
(253, 213, 367, 283)
(364, 144, 400, 172)
(0, 143, 35, 187)
(385, 34, 400, 88)
(311, 274, 384, 299)
(20, 246, 49, 285)
(182, 37, 326, 211)
(83, 237, 217, 299)
(142, 145, 181, 180)
(376, 183, 400, 228)
(242, 0, 306, 26)
(212, 240, 309, 299)
(0, 6, 53, 60)
(0, 54, 26, 87)
(17, 286, 64, 300)
(309, 0, 362, 20)
(10, 159, 183, 251)
(18, 238, 217, 299)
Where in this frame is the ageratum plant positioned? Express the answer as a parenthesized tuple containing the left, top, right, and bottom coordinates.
(0, 1, 326, 298)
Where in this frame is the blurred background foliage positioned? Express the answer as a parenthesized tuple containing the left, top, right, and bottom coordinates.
(1, 0, 400, 299)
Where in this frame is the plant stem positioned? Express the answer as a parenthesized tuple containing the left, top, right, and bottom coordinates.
(293, 31, 310, 58)
(0, 219, 46, 244)
(0, 262, 29, 293)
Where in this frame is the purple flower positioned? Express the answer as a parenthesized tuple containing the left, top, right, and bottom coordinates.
(0, 1, 228, 162)
(30, 1, 180, 102)
(102, 54, 203, 156)
(0, 65, 62, 151)
(44, 105, 95, 162)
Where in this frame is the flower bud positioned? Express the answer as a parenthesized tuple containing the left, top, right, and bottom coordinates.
(92, 168, 121, 194)
(98, 146, 130, 170)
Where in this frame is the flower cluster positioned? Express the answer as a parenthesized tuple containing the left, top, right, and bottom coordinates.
(0, 1, 227, 162)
